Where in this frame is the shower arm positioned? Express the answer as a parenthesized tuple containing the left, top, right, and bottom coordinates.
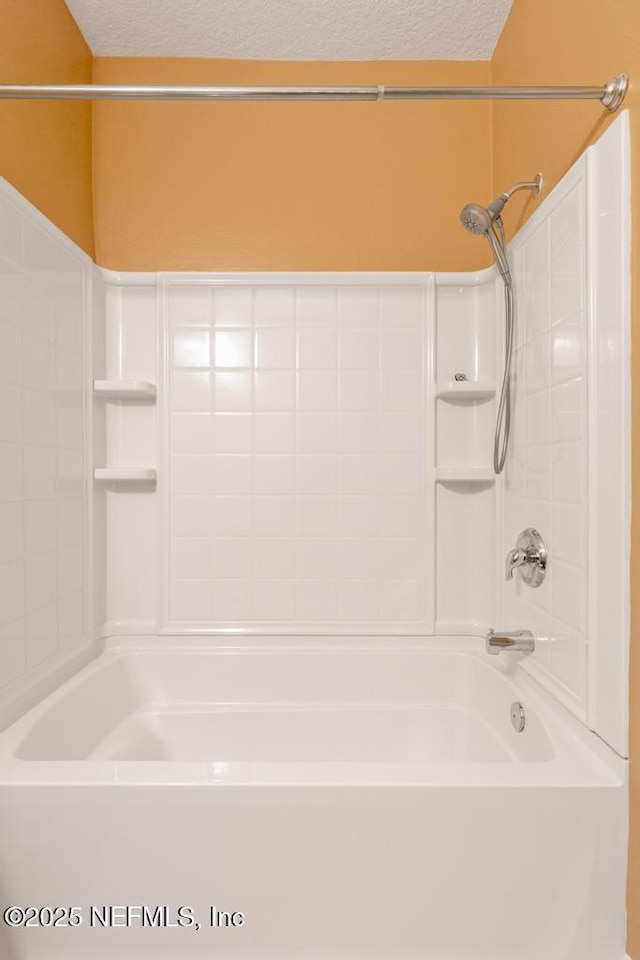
(488, 174, 544, 218)
(498, 177, 543, 202)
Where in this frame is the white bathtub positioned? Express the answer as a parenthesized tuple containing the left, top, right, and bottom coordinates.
(0, 636, 627, 960)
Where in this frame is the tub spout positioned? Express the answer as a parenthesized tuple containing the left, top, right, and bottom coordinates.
(486, 629, 535, 655)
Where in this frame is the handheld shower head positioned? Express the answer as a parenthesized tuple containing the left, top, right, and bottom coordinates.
(460, 173, 543, 238)
(460, 202, 512, 282)
(458, 173, 543, 476)
(459, 173, 543, 282)
(459, 203, 494, 236)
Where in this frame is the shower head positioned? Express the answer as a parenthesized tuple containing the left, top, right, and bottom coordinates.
(460, 202, 494, 236)
(459, 173, 543, 283)
(460, 172, 543, 237)
(460, 201, 511, 281)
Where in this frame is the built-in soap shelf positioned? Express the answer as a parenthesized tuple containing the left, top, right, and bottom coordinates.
(435, 381, 495, 402)
(93, 379, 157, 401)
(435, 383, 496, 484)
(93, 468, 157, 484)
(435, 468, 495, 483)
(93, 381, 157, 485)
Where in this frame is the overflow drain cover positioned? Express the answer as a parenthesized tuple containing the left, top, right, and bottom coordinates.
(511, 701, 526, 733)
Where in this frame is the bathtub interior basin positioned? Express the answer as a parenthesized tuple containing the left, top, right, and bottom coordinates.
(65, 702, 522, 762)
(1, 642, 558, 765)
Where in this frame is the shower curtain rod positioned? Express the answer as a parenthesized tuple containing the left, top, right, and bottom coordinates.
(0, 74, 628, 111)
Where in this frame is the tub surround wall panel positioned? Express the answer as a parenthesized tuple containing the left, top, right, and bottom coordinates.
(106, 282, 159, 631)
(90, 267, 107, 633)
(436, 481, 496, 633)
(433, 274, 499, 634)
(162, 276, 435, 634)
(101, 272, 501, 638)
(501, 114, 630, 756)
(0, 178, 92, 693)
(503, 163, 589, 719)
(585, 115, 632, 758)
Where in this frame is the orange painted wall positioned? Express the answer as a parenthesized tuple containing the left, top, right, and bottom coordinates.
(92, 58, 492, 271)
(0, 0, 94, 256)
(492, 1, 640, 954)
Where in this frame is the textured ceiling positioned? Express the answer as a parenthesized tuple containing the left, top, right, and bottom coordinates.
(64, 0, 515, 60)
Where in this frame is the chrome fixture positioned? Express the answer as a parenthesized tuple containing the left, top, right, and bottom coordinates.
(486, 629, 536, 655)
(505, 528, 547, 587)
(454, 372, 468, 381)
(510, 701, 526, 732)
(0, 76, 627, 108)
(460, 174, 543, 474)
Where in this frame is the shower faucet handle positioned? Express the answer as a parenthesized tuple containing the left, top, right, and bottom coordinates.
(505, 528, 547, 587)
(505, 548, 528, 581)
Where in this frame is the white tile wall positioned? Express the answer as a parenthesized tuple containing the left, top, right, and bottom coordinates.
(503, 163, 591, 718)
(433, 274, 499, 633)
(164, 280, 432, 631)
(501, 113, 631, 755)
(585, 113, 631, 755)
(91, 267, 107, 634)
(102, 281, 158, 630)
(0, 182, 90, 689)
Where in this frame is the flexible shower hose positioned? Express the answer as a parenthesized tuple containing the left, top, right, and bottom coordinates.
(494, 279, 514, 474)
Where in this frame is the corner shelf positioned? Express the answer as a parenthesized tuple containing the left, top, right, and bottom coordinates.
(435, 381, 495, 402)
(93, 380, 157, 401)
(94, 468, 157, 484)
(435, 468, 496, 483)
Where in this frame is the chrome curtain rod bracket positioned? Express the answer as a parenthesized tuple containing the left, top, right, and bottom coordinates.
(0, 74, 628, 110)
(601, 74, 628, 111)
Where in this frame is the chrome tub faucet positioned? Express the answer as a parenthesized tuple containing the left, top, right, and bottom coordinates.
(486, 629, 536, 655)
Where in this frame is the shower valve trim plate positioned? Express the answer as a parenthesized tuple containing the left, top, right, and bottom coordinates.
(505, 527, 547, 587)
